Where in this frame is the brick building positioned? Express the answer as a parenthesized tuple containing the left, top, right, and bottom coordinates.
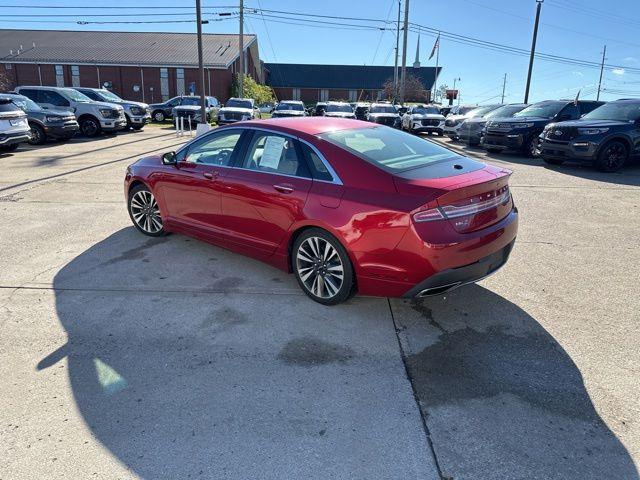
(265, 63, 440, 103)
(0, 29, 262, 103)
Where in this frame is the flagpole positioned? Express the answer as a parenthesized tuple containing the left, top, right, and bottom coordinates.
(434, 33, 439, 103)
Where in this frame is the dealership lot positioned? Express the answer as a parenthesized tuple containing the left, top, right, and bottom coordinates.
(1, 129, 639, 479)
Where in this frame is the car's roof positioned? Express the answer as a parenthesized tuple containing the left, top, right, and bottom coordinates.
(239, 117, 372, 135)
(279, 100, 303, 104)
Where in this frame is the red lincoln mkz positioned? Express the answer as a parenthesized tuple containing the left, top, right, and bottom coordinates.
(125, 117, 518, 305)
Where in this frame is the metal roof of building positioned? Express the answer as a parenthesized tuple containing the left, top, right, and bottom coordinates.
(0, 29, 255, 68)
(265, 63, 441, 90)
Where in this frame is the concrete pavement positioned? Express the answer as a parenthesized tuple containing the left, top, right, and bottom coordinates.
(1, 128, 639, 479)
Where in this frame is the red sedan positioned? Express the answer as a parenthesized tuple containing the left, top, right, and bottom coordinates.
(125, 117, 517, 305)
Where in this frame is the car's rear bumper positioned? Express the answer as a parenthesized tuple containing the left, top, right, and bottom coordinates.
(402, 239, 515, 297)
(355, 207, 519, 298)
(0, 131, 31, 145)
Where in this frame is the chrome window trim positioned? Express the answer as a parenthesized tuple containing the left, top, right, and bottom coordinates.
(174, 125, 344, 185)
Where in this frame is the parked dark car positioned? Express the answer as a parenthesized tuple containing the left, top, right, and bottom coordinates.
(459, 103, 528, 146)
(148, 96, 195, 123)
(354, 103, 370, 120)
(313, 102, 327, 116)
(4, 93, 78, 145)
(173, 96, 220, 125)
(539, 99, 640, 172)
(74, 88, 150, 130)
(271, 100, 306, 118)
(366, 103, 401, 128)
(483, 100, 604, 157)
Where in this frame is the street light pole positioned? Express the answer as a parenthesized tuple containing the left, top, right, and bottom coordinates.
(393, 0, 400, 102)
(238, 0, 244, 98)
(501, 73, 507, 103)
(195, 0, 207, 127)
(524, 0, 543, 104)
(399, 0, 409, 105)
(597, 45, 607, 101)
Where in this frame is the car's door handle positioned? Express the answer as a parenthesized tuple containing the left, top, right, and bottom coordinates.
(273, 184, 294, 194)
(203, 171, 219, 180)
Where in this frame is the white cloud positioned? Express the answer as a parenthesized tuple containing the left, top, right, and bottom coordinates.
(623, 56, 638, 63)
(572, 71, 583, 77)
(612, 68, 625, 75)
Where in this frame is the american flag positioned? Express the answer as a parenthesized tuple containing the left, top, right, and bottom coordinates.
(429, 34, 440, 60)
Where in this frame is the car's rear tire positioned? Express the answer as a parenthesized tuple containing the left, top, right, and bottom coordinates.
(127, 184, 166, 237)
(595, 140, 628, 172)
(292, 228, 355, 305)
(29, 123, 46, 145)
(79, 117, 101, 137)
(153, 110, 165, 122)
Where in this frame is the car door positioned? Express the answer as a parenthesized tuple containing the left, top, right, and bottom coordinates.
(221, 130, 312, 255)
(153, 129, 244, 234)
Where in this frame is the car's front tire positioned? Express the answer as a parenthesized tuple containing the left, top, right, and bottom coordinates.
(128, 184, 166, 237)
(153, 111, 165, 122)
(79, 117, 101, 137)
(595, 140, 628, 172)
(29, 123, 46, 145)
(292, 228, 354, 305)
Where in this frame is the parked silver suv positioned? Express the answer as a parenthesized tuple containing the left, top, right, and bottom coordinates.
(14, 86, 126, 137)
(0, 96, 31, 152)
(73, 88, 150, 131)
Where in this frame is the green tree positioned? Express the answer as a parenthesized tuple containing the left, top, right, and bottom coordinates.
(230, 74, 275, 104)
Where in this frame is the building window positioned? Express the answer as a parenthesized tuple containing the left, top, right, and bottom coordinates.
(5, 63, 12, 70)
(292, 88, 301, 101)
(71, 65, 80, 87)
(160, 67, 170, 101)
(176, 68, 185, 96)
(348, 90, 357, 102)
(320, 89, 329, 102)
(55, 65, 64, 87)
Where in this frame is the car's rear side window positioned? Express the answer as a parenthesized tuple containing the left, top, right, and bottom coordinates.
(300, 143, 334, 182)
(320, 126, 460, 172)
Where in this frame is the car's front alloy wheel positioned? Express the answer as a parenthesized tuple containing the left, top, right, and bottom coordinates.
(293, 229, 354, 305)
(128, 185, 165, 236)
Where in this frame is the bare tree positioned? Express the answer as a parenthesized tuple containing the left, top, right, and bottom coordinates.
(0, 70, 11, 92)
(382, 73, 429, 102)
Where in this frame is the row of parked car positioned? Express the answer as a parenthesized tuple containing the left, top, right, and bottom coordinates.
(443, 98, 640, 172)
(0, 85, 154, 152)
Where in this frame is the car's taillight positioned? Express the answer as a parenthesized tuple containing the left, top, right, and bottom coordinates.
(413, 186, 511, 223)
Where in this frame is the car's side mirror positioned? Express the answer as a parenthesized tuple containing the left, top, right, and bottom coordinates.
(162, 151, 177, 165)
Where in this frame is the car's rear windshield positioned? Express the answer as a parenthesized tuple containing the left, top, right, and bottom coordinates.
(276, 103, 304, 111)
(319, 126, 460, 172)
(227, 99, 252, 109)
(0, 99, 21, 113)
(583, 102, 640, 122)
(369, 105, 397, 113)
(514, 102, 565, 119)
(326, 104, 353, 113)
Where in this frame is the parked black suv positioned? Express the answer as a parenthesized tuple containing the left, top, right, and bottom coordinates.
(5, 93, 78, 144)
(539, 99, 640, 172)
(483, 100, 604, 157)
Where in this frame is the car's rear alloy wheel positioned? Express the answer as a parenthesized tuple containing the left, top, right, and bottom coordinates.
(293, 229, 354, 305)
(128, 185, 165, 236)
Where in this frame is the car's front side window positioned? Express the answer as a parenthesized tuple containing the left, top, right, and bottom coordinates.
(183, 130, 242, 165)
(242, 132, 310, 178)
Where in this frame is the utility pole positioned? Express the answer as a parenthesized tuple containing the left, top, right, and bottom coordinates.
(195, 0, 207, 127)
(524, 0, 543, 104)
(238, 0, 244, 98)
(597, 44, 606, 101)
(399, 0, 409, 105)
(501, 73, 507, 103)
(452, 77, 460, 106)
(393, 0, 400, 102)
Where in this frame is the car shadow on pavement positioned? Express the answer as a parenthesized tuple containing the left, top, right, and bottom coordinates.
(392, 287, 638, 480)
(38, 227, 435, 479)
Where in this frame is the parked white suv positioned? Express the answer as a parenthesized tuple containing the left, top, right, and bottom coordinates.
(14, 86, 127, 137)
(0, 96, 31, 152)
(217, 97, 259, 125)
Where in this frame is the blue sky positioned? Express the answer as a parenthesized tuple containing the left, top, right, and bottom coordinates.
(2, 0, 640, 104)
